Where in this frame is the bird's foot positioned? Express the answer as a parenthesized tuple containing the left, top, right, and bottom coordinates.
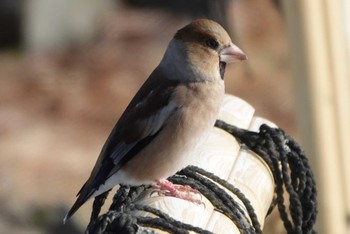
(153, 179, 203, 205)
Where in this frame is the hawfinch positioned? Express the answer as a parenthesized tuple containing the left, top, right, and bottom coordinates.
(64, 18, 247, 222)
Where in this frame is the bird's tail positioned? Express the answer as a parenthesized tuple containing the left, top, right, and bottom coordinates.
(63, 183, 95, 224)
(63, 159, 117, 223)
(63, 162, 116, 223)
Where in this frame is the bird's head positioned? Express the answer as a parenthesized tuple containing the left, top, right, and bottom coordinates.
(160, 19, 247, 82)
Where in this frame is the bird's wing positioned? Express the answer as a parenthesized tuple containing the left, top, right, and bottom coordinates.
(64, 71, 181, 221)
(89, 72, 181, 191)
(103, 74, 181, 169)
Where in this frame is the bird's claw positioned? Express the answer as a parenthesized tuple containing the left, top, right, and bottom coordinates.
(151, 180, 204, 205)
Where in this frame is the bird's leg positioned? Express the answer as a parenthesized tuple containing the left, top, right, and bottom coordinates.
(153, 179, 203, 205)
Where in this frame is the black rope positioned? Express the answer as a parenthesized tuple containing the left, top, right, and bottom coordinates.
(85, 119, 317, 234)
(215, 120, 317, 233)
(172, 166, 262, 233)
(86, 190, 111, 233)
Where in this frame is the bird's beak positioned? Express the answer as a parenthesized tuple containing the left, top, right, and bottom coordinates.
(220, 43, 248, 63)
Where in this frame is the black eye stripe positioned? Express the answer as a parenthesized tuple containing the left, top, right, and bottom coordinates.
(206, 38, 219, 49)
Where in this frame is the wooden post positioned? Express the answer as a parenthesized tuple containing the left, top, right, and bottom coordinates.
(281, 0, 350, 233)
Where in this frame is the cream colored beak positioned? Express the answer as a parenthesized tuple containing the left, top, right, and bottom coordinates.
(220, 43, 248, 63)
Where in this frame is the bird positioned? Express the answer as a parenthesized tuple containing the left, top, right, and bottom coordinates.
(64, 18, 247, 223)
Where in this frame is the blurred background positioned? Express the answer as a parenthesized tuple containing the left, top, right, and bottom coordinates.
(0, 0, 349, 233)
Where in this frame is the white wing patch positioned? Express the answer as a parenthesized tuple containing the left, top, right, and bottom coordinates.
(148, 99, 179, 135)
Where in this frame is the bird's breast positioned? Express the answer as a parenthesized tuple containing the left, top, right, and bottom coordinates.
(173, 81, 225, 135)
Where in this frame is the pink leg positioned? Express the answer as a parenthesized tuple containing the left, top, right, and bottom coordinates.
(153, 179, 203, 205)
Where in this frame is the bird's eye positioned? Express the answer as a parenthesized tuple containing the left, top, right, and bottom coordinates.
(206, 38, 219, 49)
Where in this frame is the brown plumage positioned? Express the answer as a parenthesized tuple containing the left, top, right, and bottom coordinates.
(64, 19, 247, 223)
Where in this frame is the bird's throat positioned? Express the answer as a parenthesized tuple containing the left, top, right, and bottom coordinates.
(219, 62, 226, 80)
